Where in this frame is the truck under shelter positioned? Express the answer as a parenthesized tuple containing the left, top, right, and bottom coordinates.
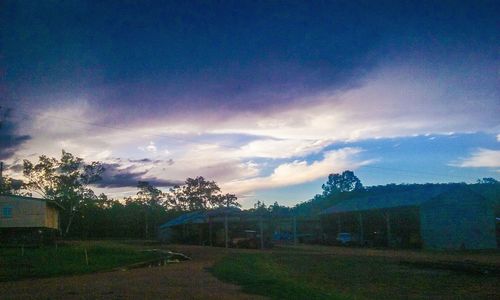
(320, 185, 497, 250)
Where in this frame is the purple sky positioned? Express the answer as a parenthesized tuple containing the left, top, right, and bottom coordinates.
(1, 1, 499, 207)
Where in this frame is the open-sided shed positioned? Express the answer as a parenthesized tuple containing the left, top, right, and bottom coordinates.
(159, 207, 243, 247)
(158, 207, 320, 248)
(321, 185, 497, 250)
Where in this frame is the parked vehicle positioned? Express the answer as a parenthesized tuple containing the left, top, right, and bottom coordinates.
(336, 232, 356, 246)
(232, 230, 259, 248)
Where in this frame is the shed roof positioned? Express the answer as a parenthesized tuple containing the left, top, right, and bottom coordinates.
(160, 211, 206, 228)
(320, 185, 455, 215)
(160, 207, 242, 228)
(0, 194, 65, 210)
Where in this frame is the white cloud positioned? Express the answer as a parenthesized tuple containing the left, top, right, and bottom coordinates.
(139, 141, 157, 153)
(209, 64, 498, 141)
(9, 61, 498, 201)
(235, 139, 331, 159)
(222, 147, 374, 194)
(451, 148, 500, 168)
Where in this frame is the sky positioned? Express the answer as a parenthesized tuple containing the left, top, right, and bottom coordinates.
(1, 1, 499, 208)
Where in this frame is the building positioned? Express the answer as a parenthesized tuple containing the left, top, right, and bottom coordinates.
(158, 207, 321, 248)
(158, 207, 243, 247)
(0, 194, 63, 244)
(320, 185, 498, 250)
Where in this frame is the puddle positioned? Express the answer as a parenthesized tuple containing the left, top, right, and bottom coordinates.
(117, 249, 191, 271)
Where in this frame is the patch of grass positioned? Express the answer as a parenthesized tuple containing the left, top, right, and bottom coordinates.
(211, 253, 348, 299)
(212, 250, 500, 299)
(0, 241, 161, 281)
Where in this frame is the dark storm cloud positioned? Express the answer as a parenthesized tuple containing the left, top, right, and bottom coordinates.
(3, 1, 497, 116)
(0, 110, 31, 160)
(127, 158, 174, 165)
(96, 162, 181, 188)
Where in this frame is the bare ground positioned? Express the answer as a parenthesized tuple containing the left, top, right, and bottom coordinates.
(0, 245, 267, 300)
(1, 243, 498, 300)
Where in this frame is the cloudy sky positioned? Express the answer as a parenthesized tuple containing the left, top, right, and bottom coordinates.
(1, 1, 499, 207)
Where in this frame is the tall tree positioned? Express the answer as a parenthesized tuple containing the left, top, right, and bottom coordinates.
(23, 150, 104, 236)
(251, 200, 268, 215)
(322, 170, 364, 197)
(217, 193, 240, 208)
(477, 177, 499, 185)
(167, 176, 240, 210)
(136, 181, 164, 206)
(136, 181, 164, 238)
(0, 175, 24, 195)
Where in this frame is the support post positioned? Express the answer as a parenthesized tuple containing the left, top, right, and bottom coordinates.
(259, 215, 264, 250)
(293, 215, 297, 246)
(208, 216, 213, 246)
(0, 161, 3, 190)
(385, 211, 391, 247)
(199, 225, 203, 245)
(358, 213, 364, 246)
(224, 212, 229, 248)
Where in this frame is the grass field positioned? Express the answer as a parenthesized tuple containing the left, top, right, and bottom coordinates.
(211, 248, 500, 299)
(0, 241, 162, 281)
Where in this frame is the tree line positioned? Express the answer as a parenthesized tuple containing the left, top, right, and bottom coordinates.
(1, 151, 498, 239)
(0, 150, 239, 239)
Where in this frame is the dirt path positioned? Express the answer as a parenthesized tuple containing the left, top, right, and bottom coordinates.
(2, 243, 497, 299)
(0, 245, 266, 300)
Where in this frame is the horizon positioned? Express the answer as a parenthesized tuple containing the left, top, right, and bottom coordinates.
(2, 1, 499, 208)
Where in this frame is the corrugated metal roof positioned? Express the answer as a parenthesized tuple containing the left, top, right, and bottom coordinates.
(320, 185, 454, 215)
(0, 194, 65, 210)
(160, 211, 206, 228)
(160, 207, 242, 228)
(206, 206, 241, 217)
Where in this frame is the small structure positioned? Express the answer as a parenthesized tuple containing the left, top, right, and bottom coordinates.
(0, 194, 63, 244)
(321, 185, 497, 250)
(159, 207, 322, 249)
(158, 207, 245, 248)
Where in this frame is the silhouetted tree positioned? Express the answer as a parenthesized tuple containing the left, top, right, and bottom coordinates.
(22, 150, 104, 236)
(167, 176, 238, 210)
(252, 200, 268, 213)
(477, 177, 499, 185)
(136, 181, 165, 237)
(0, 175, 24, 195)
(322, 170, 364, 197)
(217, 193, 240, 208)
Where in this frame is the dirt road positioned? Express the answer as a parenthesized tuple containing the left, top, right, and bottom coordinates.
(0, 245, 266, 300)
(1, 244, 498, 299)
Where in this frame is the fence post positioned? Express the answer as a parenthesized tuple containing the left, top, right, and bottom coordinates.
(84, 248, 89, 266)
